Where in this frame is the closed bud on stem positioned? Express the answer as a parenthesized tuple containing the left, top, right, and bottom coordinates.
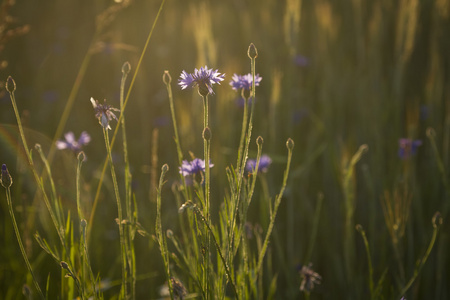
(35, 144, 42, 151)
(286, 138, 295, 150)
(256, 136, 264, 146)
(122, 61, 131, 75)
(355, 224, 363, 233)
(60, 261, 70, 271)
(426, 127, 436, 138)
(248, 43, 258, 59)
(166, 229, 173, 239)
(203, 127, 211, 141)
(6, 76, 16, 93)
(1, 164, 13, 188)
(162, 163, 169, 173)
(80, 219, 87, 228)
(432, 212, 443, 228)
(163, 70, 172, 85)
(77, 151, 86, 162)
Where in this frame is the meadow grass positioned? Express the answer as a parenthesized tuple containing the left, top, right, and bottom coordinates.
(0, 0, 449, 299)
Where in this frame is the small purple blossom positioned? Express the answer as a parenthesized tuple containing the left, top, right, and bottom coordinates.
(229, 73, 262, 91)
(90, 97, 120, 130)
(56, 131, 91, 153)
(246, 154, 272, 173)
(178, 66, 225, 95)
(398, 138, 422, 159)
(293, 54, 310, 67)
(179, 158, 214, 176)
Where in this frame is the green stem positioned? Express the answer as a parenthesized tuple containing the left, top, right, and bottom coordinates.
(356, 225, 374, 299)
(255, 139, 294, 279)
(87, 0, 167, 239)
(5, 187, 45, 300)
(156, 165, 174, 299)
(201, 94, 211, 298)
(103, 129, 127, 299)
(398, 213, 442, 297)
(189, 202, 239, 298)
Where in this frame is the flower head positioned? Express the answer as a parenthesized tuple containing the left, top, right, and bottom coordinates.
(56, 131, 90, 153)
(229, 73, 262, 91)
(299, 263, 322, 292)
(178, 66, 225, 96)
(398, 138, 422, 160)
(246, 154, 272, 173)
(90, 97, 120, 130)
(179, 158, 214, 177)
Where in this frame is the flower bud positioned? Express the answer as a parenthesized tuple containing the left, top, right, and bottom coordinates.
(6, 76, 16, 93)
(162, 164, 169, 173)
(248, 43, 258, 59)
(202, 127, 211, 141)
(163, 70, 172, 85)
(1, 164, 13, 188)
(122, 61, 131, 75)
(432, 212, 443, 228)
(256, 136, 264, 146)
(286, 138, 295, 150)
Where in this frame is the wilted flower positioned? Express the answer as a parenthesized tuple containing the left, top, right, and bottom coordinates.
(178, 66, 225, 96)
(299, 263, 322, 292)
(398, 138, 422, 159)
(90, 97, 120, 130)
(56, 131, 90, 153)
(179, 158, 214, 177)
(171, 277, 188, 299)
(229, 73, 262, 91)
(246, 154, 272, 173)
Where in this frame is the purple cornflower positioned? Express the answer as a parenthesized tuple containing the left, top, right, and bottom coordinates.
(56, 131, 91, 153)
(90, 97, 120, 130)
(178, 66, 225, 96)
(179, 158, 214, 177)
(246, 154, 272, 173)
(229, 73, 262, 91)
(398, 138, 422, 160)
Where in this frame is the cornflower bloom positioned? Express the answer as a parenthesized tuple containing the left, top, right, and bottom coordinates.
(398, 138, 422, 160)
(179, 158, 214, 177)
(178, 66, 225, 96)
(299, 263, 322, 292)
(246, 154, 272, 173)
(90, 97, 120, 130)
(229, 73, 262, 91)
(56, 131, 90, 153)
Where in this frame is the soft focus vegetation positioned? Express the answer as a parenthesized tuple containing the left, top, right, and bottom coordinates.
(0, 0, 449, 299)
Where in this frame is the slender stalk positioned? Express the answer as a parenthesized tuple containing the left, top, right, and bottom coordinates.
(188, 201, 239, 298)
(398, 212, 442, 298)
(119, 61, 136, 300)
(7, 78, 68, 252)
(356, 225, 374, 299)
(4, 186, 45, 300)
(255, 138, 294, 278)
(164, 71, 188, 197)
(236, 94, 249, 170)
(155, 164, 174, 299)
(88, 0, 167, 238)
(102, 129, 127, 299)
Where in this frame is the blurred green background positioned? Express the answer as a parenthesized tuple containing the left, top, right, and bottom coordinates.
(1, 0, 450, 298)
